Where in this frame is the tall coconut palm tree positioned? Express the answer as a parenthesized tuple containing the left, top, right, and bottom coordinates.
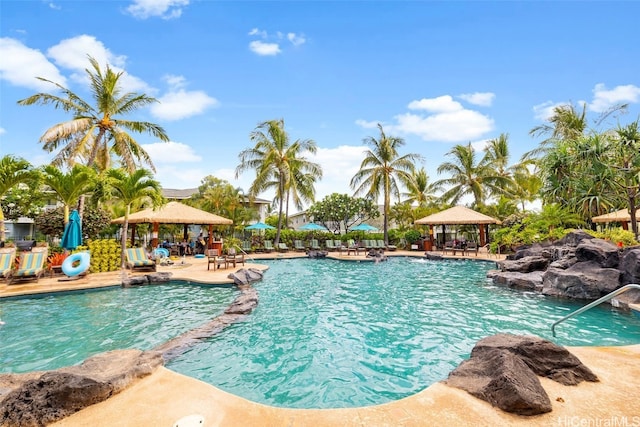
(106, 168, 164, 270)
(236, 119, 321, 245)
(350, 124, 423, 244)
(435, 143, 510, 207)
(18, 56, 169, 215)
(403, 167, 439, 207)
(41, 164, 96, 224)
(0, 155, 38, 243)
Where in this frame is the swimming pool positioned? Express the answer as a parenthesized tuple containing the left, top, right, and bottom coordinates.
(0, 283, 237, 373)
(166, 257, 640, 409)
(2, 257, 639, 410)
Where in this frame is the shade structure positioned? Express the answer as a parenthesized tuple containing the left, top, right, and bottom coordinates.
(61, 209, 82, 250)
(299, 222, 328, 231)
(592, 209, 639, 223)
(414, 206, 501, 225)
(111, 201, 233, 225)
(350, 223, 378, 231)
(414, 205, 501, 247)
(245, 222, 275, 230)
(111, 201, 233, 248)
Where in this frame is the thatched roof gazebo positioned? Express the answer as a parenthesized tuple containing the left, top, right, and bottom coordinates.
(592, 209, 639, 230)
(112, 201, 233, 248)
(414, 205, 501, 246)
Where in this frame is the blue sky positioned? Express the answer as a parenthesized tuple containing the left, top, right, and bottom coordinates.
(1, 0, 639, 207)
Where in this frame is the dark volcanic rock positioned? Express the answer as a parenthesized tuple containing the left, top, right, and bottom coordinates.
(575, 239, 620, 268)
(445, 334, 598, 416)
(0, 350, 162, 427)
(498, 256, 550, 273)
(228, 268, 264, 286)
(487, 270, 544, 291)
(542, 262, 621, 300)
(620, 248, 640, 285)
(307, 250, 328, 258)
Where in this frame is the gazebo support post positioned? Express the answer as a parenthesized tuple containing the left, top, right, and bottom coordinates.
(130, 224, 137, 247)
(151, 223, 159, 249)
(479, 223, 487, 246)
(208, 224, 214, 249)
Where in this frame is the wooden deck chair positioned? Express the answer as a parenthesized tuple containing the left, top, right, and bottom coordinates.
(8, 248, 47, 284)
(0, 248, 17, 282)
(226, 247, 245, 267)
(125, 247, 156, 272)
(207, 249, 228, 270)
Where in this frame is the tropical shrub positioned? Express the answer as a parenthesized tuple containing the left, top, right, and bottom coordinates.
(77, 239, 121, 273)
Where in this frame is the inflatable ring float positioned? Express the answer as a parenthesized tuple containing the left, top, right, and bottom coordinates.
(61, 252, 91, 277)
(154, 248, 170, 258)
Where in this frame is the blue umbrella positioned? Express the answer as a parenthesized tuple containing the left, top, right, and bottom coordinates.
(351, 223, 378, 232)
(298, 222, 328, 231)
(245, 222, 275, 230)
(61, 209, 82, 250)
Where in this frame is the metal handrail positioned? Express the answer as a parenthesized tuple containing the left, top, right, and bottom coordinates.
(551, 284, 640, 336)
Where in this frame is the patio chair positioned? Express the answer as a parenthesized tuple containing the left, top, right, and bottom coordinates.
(264, 240, 275, 252)
(225, 247, 245, 267)
(465, 241, 479, 256)
(278, 242, 289, 252)
(325, 240, 337, 251)
(125, 247, 157, 272)
(241, 240, 253, 253)
(0, 247, 17, 282)
(207, 249, 228, 270)
(8, 247, 47, 284)
(310, 239, 320, 250)
(294, 240, 306, 251)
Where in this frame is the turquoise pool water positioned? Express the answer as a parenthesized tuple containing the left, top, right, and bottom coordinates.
(0, 283, 237, 373)
(166, 257, 640, 409)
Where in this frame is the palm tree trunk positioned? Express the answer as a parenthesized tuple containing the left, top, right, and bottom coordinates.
(275, 178, 285, 245)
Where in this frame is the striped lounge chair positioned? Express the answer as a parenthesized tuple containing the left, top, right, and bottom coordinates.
(125, 247, 157, 272)
(0, 248, 17, 282)
(8, 248, 47, 284)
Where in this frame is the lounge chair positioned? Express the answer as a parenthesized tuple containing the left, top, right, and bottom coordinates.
(380, 240, 397, 251)
(125, 247, 157, 272)
(241, 240, 253, 253)
(8, 247, 47, 284)
(294, 240, 306, 251)
(310, 239, 320, 250)
(0, 248, 17, 281)
(325, 240, 337, 251)
(264, 240, 275, 252)
(207, 249, 228, 270)
(225, 247, 245, 267)
(277, 242, 289, 252)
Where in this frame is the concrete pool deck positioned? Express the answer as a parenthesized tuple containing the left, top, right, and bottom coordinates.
(2, 250, 639, 426)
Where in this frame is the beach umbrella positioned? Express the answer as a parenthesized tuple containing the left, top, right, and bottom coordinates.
(351, 223, 378, 232)
(61, 209, 82, 250)
(245, 222, 276, 230)
(298, 222, 328, 231)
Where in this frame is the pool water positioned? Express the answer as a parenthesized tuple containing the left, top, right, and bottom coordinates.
(0, 283, 237, 373)
(166, 257, 640, 409)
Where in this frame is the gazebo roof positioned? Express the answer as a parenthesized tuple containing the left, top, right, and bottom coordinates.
(414, 205, 501, 225)
(111, 201, 233, 225)
(592, 208, 639, 223)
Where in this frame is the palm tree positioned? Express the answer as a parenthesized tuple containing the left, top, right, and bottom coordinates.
(18, 56, 169, 215)
(106, 168, 164, 270)
(236, 119, 321, 245)
(350, 124, 423, 244)
(610, 120, 640, 237)
(403, 167, 439, 207)
(41, 164, 96, 224)
(0, 155, 38, 243)
(435, 143, 510, 207)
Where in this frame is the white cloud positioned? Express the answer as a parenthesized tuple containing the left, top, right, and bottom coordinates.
(150, 89, 218, 121)
(0, 38, 67, 90)
(48, 2, 62, 10)
(143, 140, 202, 163)
(249, 40, 281, 56)
(408, 95, 463, 113)
(313, 145, 367, 200)
(126, 0, 189, 20)
(532, 101, 566, 121)
(589, 83, 640, 113)
(46, 35, 153, 93)
(458, 92, 495, 107)
(248, 28, 267, 38)
(393, 95, 494, 142)
(287, 32, 306, 46)
(354, 119, 381, 129)
(0, 127, 6, 135)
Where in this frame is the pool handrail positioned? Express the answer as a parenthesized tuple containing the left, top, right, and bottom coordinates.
(551, 283, 640, 337)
